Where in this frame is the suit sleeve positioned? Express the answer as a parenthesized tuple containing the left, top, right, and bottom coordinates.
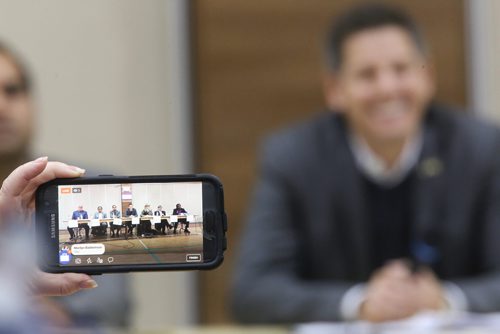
(230, 141, 353, 323)
(452, 137, 500, 312)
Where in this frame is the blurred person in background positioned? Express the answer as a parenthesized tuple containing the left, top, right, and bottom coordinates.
(232, 3, 500, 324)
(0, 41, 131, 329)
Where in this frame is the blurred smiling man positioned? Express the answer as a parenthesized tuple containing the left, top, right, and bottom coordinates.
(232, 4, 500, 324)
(329, 20, 433, 168)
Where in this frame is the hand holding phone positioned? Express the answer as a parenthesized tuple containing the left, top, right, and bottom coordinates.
(0, 157, 98, 296)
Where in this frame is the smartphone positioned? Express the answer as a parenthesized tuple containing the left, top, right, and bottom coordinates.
(36, 174, 227, 274)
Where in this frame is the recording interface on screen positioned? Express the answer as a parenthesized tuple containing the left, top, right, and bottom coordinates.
(57, 182, 203, 266)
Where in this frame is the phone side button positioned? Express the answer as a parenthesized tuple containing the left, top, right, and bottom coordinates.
(205, 211, 215, 232)
(222, 212, 228, 232)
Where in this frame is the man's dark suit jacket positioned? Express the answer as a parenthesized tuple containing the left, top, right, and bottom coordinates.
(126, 208, 138, 217)
(231, 105, 500, 323)
(173, 208, 187, 215)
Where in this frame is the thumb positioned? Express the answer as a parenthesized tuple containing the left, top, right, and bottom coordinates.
(33, 271, 98, 296)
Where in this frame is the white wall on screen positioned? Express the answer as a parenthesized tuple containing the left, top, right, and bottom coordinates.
(131, 182, 202, 216)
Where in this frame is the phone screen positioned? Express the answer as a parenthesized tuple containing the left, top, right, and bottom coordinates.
(55, 181, 204, 267)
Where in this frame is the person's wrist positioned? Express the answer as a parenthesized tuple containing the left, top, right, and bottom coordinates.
(340, 283, 367, 321)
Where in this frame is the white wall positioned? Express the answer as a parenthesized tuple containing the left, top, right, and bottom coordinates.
(466, 0, 500, 122)
(0, 0, 195, 330)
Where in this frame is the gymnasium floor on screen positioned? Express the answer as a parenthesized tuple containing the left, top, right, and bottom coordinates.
(58, 222, 203, 264)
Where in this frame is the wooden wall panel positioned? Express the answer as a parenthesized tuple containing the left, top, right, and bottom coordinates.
(192, 0, 466, 323)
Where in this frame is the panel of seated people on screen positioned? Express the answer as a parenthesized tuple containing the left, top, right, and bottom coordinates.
(57, 182, 203, 266)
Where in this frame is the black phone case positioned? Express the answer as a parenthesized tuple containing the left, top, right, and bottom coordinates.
(36, 174, 227, 274)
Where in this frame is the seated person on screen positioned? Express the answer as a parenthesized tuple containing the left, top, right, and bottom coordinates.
(231, 3, 500, 324)
(91, 205, 108, 237)
(154, 205, 168, 235)
(125, 203, 138, 236)
(172, 203, 189, 234)
(68, 205, 89, 241)
(109, 204, 122, 237)
(140, 204, 154, 236)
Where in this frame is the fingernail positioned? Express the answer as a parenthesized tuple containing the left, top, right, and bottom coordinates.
(70, 166, 86, 174)
(80, 280, 98, 289)
(35, 156, 48, 163)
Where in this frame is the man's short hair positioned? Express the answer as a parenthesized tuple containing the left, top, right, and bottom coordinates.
(0, 41, 32, 93)
(325, 3, 426, 70)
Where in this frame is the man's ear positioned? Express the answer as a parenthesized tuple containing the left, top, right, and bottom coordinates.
(322, 72, 345, 112)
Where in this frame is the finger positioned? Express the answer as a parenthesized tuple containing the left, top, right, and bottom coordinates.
(372, 273, 413, 292)
(370, 288, 407, 307)
(369, 280, 418, 305)
(23, 161, 85, 195)
(372, 260, 409, 281)
(20, 162, 85, 206)
(34, 271, 98, 296)
(369, 297, 416, 320)
(386, 281, 415, 295)
(0, 157, 48, 198)
(363, 299, 411, 323)
(379, 290, 417, 308)
(384, 260, 412, 279)
(416, 267, 438, 280)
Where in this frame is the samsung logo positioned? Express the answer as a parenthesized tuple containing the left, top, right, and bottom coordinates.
(50, 213, 56, 239)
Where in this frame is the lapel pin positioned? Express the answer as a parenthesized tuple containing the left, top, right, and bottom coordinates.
(418, 157, 443, 178)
